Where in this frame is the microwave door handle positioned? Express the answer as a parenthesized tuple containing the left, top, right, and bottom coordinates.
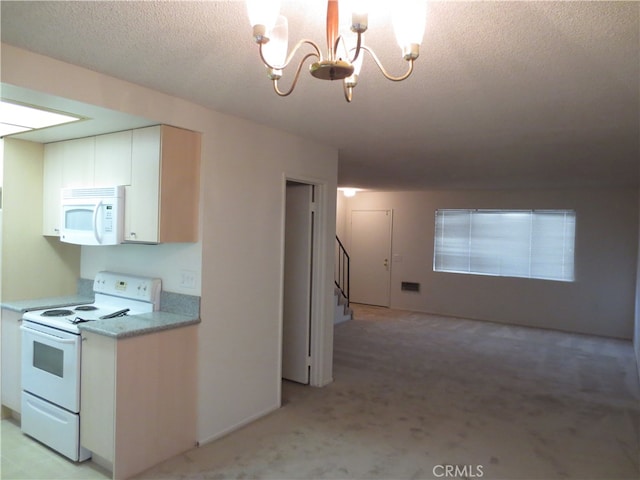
(93, 200, 103, 244)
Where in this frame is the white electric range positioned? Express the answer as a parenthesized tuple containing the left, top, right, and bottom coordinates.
(23, 271, 162, 333)
(20, 271, 161, 462)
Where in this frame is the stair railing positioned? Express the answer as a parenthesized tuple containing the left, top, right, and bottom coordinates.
(335, 235, 350, 307)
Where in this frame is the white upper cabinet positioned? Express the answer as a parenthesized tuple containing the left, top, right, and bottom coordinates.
(62, 137, 95, 187)
(125, 125, 200, 244)
(126, 126, 161, 243)
(43, 125, 200, 242)
(43, 136, 95, 236)
(94, 130, 132, 187)
(42, 142, 64, 236)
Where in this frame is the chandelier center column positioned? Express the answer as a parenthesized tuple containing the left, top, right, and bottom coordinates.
(326, 0, 339, 61)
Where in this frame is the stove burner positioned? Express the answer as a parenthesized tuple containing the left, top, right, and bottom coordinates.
(41, 309, 74, 317)
(75, 305, 98, 311)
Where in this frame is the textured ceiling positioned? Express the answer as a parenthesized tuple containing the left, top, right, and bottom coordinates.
(1, 1, 639, 190)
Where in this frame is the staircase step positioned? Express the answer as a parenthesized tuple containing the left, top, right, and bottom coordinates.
(334, 291, 352, 324)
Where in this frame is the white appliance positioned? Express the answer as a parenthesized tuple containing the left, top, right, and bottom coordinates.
(20, 271, 161, 462)
(60, 185, 125, 246)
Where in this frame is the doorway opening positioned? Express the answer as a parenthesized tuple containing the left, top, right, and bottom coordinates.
(281, 180, 315, 397)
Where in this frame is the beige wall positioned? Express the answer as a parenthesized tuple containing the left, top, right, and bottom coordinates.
(344, 188, 638, 339)
(336, 190, 348, 241)
(2, 44, 338, 445)
(635, 181, 640, 374)
(1, 138, 80, 301)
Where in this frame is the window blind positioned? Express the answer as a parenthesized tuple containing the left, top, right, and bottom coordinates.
(434, 209, 575, 282)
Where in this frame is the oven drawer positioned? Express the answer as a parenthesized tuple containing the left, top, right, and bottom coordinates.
(21, 391, 91, 462)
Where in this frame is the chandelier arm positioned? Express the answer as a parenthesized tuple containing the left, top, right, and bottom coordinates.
(333, 35, 342, 60)
(360, 45, 415, 82)
(334, 32, 363, 64)
(259, 39, 322, 71)
(272, 52, 321, 97)
(348, 32, 364, 64)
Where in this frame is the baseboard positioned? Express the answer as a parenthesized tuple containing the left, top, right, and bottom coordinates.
(89, 452, 113, 474)
(196, 403, 280, 447)
(1, 405, 20, 422)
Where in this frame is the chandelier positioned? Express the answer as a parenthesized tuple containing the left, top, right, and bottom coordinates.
(246, 0, 427, 102)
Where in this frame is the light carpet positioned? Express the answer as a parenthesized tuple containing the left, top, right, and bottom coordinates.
(136, 304, 640, 480)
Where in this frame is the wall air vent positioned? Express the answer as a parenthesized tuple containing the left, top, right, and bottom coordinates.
(401, 281, 420, 292)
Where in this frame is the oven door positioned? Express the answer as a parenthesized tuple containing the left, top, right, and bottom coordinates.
(21, 322, 81, 413)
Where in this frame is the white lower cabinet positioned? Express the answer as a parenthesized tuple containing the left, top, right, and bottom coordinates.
(81, 326, 197, 479)
(81, 331, 115, 464)
(1, 309, 22, 413)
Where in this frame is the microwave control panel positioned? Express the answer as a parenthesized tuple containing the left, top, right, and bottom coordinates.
(102, 204, 114, 232)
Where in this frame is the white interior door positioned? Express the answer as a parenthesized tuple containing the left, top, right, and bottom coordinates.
(350, 210, 392, 307)
(282, 182, 313, 384)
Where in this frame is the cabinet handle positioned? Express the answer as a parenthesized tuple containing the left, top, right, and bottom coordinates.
(130, 232, 137, 239)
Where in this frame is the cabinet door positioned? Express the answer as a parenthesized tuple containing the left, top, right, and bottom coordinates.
(1, 310, 22, 413)
(62, 137, 95, 187)
(43, 142, 64, 236)
(125, 127, 161, 243)
(80, 332, 115, 463)
(94, 130, 132, 187)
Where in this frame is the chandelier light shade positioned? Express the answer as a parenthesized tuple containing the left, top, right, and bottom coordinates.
(393, 1, 427, 56)
(246, 0, 281, 40)
(262, 15, 289, 78)
(246, 0, 427, 102)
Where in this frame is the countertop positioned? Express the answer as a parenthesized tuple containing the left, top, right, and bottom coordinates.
(77, 311, 200, 339)
(1, 296, 94, 313)
(2, 296, 200, 339)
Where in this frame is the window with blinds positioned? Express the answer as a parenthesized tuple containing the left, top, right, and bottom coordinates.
(433, 209, 576, 282)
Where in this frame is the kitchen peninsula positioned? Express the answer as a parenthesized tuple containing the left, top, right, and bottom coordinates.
(80, 318, 198, 479)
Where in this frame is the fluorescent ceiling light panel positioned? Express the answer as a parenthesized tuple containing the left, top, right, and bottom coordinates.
(0, 124, 31, 137)
(0, 100, 81, 136)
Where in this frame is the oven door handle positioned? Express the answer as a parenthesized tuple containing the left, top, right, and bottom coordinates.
(20, 325, 77, 344)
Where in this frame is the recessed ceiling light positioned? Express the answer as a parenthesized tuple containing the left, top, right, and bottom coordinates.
(0, 100, 82, 138)
(338, 187, 362, 197)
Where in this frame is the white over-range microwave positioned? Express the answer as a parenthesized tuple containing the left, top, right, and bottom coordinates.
(60, 185, 125, 245)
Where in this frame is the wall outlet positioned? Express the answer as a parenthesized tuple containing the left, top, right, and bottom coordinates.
(180, 270, 197, 289)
